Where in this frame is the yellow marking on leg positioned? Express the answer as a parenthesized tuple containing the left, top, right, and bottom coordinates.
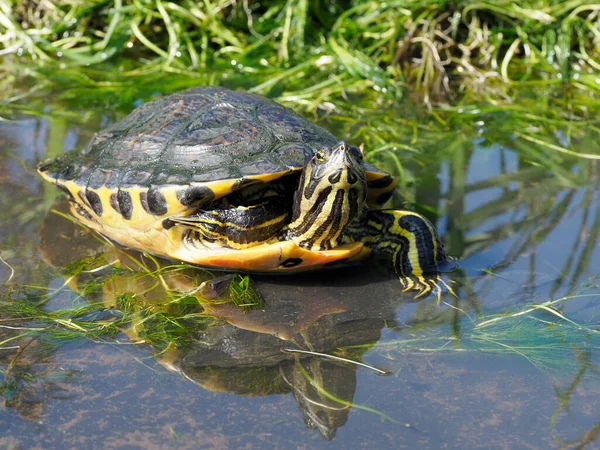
(359, 209, 451, 300)
(388, 210, 440, 278)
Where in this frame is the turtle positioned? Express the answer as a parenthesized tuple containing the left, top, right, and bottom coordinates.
(38, 86, 450, 296)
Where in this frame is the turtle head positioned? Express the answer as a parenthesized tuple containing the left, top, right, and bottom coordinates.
(286, 140, 367, 250)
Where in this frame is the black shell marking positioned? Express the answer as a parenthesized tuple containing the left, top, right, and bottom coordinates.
(55, 183, 74, 199)
(77, 190, 89, 207)
(147, 187, 168, 216)
(367, 175, 394, 189)
(376, 191, 394, 205)
(280, 258, 303, 268)
(109, 193, 120, 213)
(177, 185, 215, 207)
(85, 190, 103, 216)
(117, 190, 133, 220)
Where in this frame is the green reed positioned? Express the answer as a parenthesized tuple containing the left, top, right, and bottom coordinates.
(2, 0, 600, 106)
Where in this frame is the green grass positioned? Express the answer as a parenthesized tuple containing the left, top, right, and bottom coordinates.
(2, 0, 600, 107)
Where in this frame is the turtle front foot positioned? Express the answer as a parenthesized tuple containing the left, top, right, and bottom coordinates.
(398, 274, 455, 301)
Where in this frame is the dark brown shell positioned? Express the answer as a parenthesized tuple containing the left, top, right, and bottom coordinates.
(39, 87, 394, 210)
(39, 87, 339, 189)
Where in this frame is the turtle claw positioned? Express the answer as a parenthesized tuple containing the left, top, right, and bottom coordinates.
(413, 276, 435, 300)
(399, 276, 414, 292)
(397, 274, 455, 302)
(413, 282, 432, 299)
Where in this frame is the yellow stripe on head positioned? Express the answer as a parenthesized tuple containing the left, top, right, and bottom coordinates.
(285, 141, 367, 251)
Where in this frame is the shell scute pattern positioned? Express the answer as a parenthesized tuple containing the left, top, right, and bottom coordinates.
(120, 169, 153, 187)
(139, 191, 150, 213)
(84, 190, 103, 216)
(43, 86, 344, 194)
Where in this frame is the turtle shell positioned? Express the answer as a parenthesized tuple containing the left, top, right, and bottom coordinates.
(38, 86, 396, 272)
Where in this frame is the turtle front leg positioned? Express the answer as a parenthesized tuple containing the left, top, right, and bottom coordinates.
(345, 209, 453, 298)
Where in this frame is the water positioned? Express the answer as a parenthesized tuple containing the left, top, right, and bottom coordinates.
(1, 89, 600, 449)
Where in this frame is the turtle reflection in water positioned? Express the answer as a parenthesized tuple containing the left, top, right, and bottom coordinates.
(39, 200, 409, 440)
(38, 86, 452, 297)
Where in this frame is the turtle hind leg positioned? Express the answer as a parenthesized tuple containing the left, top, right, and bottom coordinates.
(347, 209, 455, 299)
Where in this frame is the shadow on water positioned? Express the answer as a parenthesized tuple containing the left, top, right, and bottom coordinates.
(1, 91, 600, 448)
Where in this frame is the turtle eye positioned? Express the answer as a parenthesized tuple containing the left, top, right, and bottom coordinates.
(315, 150, 326, 162)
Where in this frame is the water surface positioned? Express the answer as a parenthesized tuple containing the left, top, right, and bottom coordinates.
(1, 88, 600, 449)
